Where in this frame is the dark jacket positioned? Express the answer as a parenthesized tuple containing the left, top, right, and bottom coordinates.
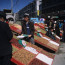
(51, 22, 54, 28)
(46, 30, 56, 40)
(0, 21, 13, 56)
(21, 20, 35, 37)
(55, 22, 60, 37)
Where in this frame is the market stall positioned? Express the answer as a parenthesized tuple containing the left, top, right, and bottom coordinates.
(11, 41, 55, 65)
(9, 23, 60, 52)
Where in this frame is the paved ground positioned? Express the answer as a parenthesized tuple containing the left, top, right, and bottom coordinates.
(53, 42, 65, 65)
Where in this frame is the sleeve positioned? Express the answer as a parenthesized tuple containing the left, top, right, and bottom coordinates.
(21, 22, 25, 34)
(5, 23, 13, 41)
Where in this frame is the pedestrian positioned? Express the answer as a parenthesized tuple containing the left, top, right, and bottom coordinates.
(21, 14, 35, 44)
(55, 20, 60, 37)
(0, 11, 13, 65)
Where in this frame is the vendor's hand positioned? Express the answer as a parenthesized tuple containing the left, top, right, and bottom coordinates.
(28, 35, 32, 37)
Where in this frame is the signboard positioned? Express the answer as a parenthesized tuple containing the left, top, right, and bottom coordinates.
(30, 18, 38, 23)
(30, 18, 45, 23)
(40, 18, 45, 21)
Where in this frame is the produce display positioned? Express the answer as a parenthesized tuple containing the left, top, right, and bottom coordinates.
(34, 25, 46, 34)
(11, 38, 22, 48)
(11, 41, 55, 65)
(12, 24, 22, 30)
(10, 38, 18, 43)
(9, 24, 21, 34)
(27, 43, 43, 52)
(29, 58, 47, 65)
(43, 35, 60, 44)
(27, 43, 54, 58)
(11, 34, 55, 65)
(40, 49, 54, 59)
(38, 23, 47, 27)
(35, 23, 60, 42)
(12, 45, 19, 54)
(9, 23, 59, 52)
(55, 35, 60, 42)
(38, 23, 44, 26)
(34, 35, 59, 52)
(12, 49, 36, 65)
(9, 23, 22, 30)
(9, 23, 57, 65)
(35, 32, 60, 44)
(38, 23, 45, 29)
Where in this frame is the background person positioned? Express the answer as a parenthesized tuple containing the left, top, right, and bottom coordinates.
(21, 15, 35, 44)
(46, 27, 56, 40)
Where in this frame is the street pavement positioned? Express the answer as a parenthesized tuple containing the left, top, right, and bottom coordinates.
(53, 42, 65, 65)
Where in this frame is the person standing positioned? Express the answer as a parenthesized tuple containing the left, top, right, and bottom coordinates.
(55, 21, 60, 37)
(46, 27, 56, 40)
(21, 15, 35, 44)
(0, 11, 13, 65)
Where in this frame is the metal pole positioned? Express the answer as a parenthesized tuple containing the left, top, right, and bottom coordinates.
(36, 0, 39, 17)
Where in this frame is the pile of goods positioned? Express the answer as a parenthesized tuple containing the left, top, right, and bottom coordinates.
(29, 58, 48, 65)
(11, 38, 22, 49)
(9, 23, 22, 34)
(12, 43, 54, 65)
(34, 35, 59, 52)
(34, 24, 46, 34)
(38, 23, 45, 29)
(12, 45, 19, 54)
(12, 49, 36, 65)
